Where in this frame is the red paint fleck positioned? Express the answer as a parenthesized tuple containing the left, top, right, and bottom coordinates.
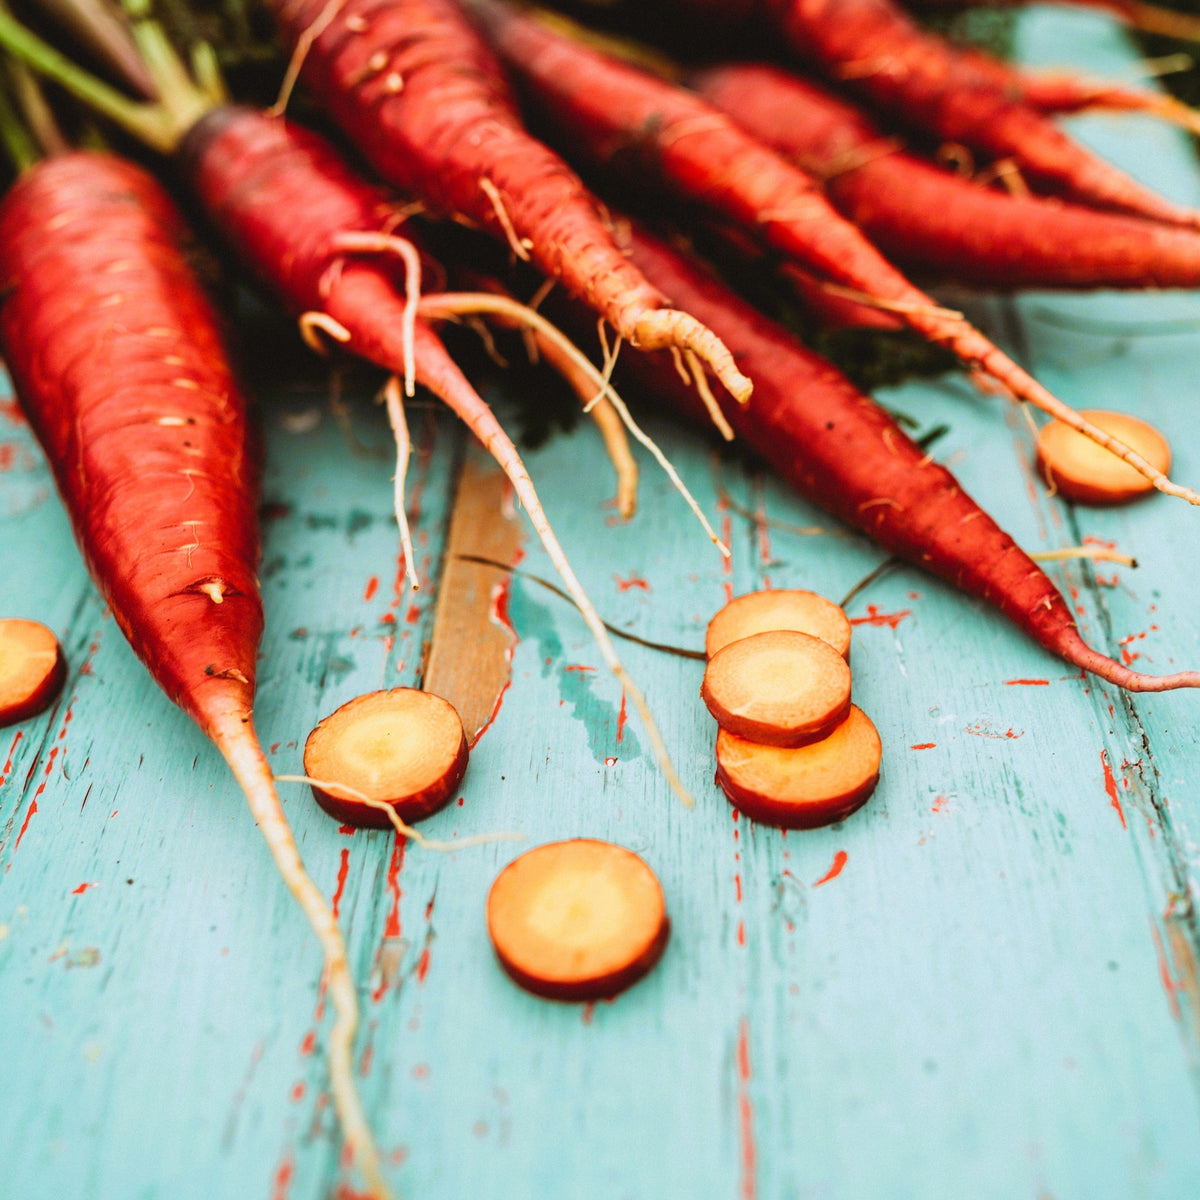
(604, 756, 617, 767)
(0, 443, 14, 471)
(338, 824, 356, 836)
(291, 1081, 306, 1102)
(364, 575, 379, 602)
(910, 742, 936, 750)
(614, 573, 650, 592)
(359, 1039, 374, 1078)
(300, 1031, 317, 1057)
(0, 399, 24, 424)
(965, 723, 1024, 740)
(932, 795, 951, 815)
(721, 510, 734, 604)
(616, 689, 628, 744)
(1101, 750, 1127, 830)
(412, 1063, 430, 1080)
(383, 836, 406, 939)
(1094, 573, 1119, 588)
(0, 729, 23, 786)
(1150, 924, 1181, 1020)
(70, 882, 96, 895)
(563, 663, 596, 673)
(812, 850, 848, 887)
(1005, 678, 1049, 686)
(14, 744, 60, 853)
(849, 605, 911, 629)
(582, 1002, 595, 1024)
(405, 603, 421, 625)
(331, 848, 351, 920)
(379, 613, 396, 626)
(734, 874, 742, 903)
(416, 946, 432, 984)
(469, 576, 519, 749)
(271, 1154, 294, 1200)
(736, 920, 746, 947)
(736, 1018, 757, 1200)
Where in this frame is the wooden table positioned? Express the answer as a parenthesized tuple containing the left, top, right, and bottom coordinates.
(3, 11, 1200, 1199)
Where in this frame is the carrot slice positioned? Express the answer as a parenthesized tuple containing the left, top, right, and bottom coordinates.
(0, 618, 66, 727)
(487, 839, 669, 1000)
(705, 589, 852, 660)
(701, 629, 852, 747)
(303, 688, 468, 827)
(1037, 410, 1171, 505)
(715, 705, 882, 829)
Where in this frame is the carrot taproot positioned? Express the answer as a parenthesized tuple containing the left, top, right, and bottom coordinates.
(715, 706, 882, 828)
(567, 0, 1200, 225)
(486, 839, 669, 1000)
(0, 150, 394, 1198)
(265, 0, 752, 405)
(472, 1, 1200, 503)
(694, 62, 1200, 290)
(706, 590, 853, 661)
(0, 618, 67, 726)
(581, 220, 1200, 691)
(701, 630, 853, 747)
(304, 688, 469, 826)
(1037, 410, 1172, 505)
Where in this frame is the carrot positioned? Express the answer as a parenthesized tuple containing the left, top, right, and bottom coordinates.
(715, 706, 882, 828)
(694, 63, 1200, 290)
(486, 839, 669, 999)
(583, 220, 1200, 691)
(568, 0, 1200, 225)
(265, 0, 752, 405)
(0, 148, 398, 1196)
(0, 618, 67, 726)
(706, 590, 853, 660)
(907, 0, 1200, 43)
(303, 688, 469, 826)
(1037, 410, 1173, 505)
(472, 1, 1200, 503)
(701, 630, 853, 747)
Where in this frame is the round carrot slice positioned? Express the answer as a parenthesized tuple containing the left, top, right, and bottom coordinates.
(303, 688, 468, 827)
(1037, 410, 1171, 505)
(0, 619, 66, 727)
(487, 839, 669, 1001)
(715, 705, 882, 829)
(706, 589, 852, 660)
(701, 629, 851, 747)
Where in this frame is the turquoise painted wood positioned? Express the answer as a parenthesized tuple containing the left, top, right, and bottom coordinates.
(3, 11, 1200, 1199)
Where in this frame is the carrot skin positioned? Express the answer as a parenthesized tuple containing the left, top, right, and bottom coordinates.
(606, 224, 1199, 691)
(696, 63, 1200, 290)
(0, 153, 262, 733)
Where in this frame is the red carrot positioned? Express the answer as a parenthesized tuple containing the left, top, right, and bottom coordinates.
(600, 221, 1200, 690)
(585, 0, 1200, 225)
(695, 62, 1200, 289)
(472, 1, 1200, 503)
(265, 0, 752, 404)
(0, 150, 393, 1195)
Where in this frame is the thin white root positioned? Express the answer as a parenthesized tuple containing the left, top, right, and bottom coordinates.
(331, 230, 422, 397)
(683, 348, 734, 442)
(1031, 546, 1137, 568)
(299, 310, 352, 354)
(419, 292, 727, 555)
(814, 281, 964, 322)
(479, 177, 531, 262)
(274, 775, 523, 849)
(271, 0, 348, 117)
(588, 319, 622, 413)
(211, 718, 394, 1200)
(382, 376, 420, 591)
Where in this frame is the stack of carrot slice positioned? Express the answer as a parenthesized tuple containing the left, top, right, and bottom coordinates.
(701, 591, 881, 828)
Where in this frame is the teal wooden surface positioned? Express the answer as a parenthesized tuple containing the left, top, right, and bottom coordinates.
(4, 11, 1200, 1199)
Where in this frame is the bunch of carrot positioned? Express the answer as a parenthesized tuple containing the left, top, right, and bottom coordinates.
(5, 0, 1200, 1194)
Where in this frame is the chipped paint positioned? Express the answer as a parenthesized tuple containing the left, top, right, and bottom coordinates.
(812, 850, 848, 887)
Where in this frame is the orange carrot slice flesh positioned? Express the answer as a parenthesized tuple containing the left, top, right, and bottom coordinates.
(0, 618, 66, 727)
(715, 705, 882, 829)
(701, 629, 852, 747)
(303, 688, 468, 827)
(487, 839, 669, 1001)
(1037, 410, 1171, 505)
(706, 589, 852, 660)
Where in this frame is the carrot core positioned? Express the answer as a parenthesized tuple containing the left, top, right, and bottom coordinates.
(0, 618, 67, 727)
(303, 688, 468, 827)
(487, 839, 669, 1000)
